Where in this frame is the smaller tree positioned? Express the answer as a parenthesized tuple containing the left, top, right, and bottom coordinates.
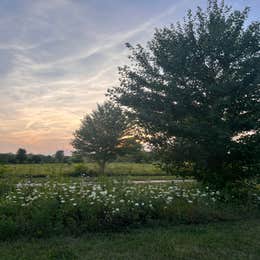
(55, 150, 65, 163)
(72, 102, 129, 174)
(16, 148, 27, 164)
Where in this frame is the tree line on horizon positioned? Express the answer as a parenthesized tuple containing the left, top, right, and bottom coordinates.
(0, 149, 73, 164)
(0, 147, 154, 165)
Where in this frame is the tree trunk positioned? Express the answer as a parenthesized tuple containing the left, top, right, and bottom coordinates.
(98, 160, 106, 175)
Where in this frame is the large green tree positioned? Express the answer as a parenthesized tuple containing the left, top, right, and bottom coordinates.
(110, 0, 260, 185)
(72, 102, 130, 174)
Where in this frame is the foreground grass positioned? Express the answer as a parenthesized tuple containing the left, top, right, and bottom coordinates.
(0, 219, 259, 260)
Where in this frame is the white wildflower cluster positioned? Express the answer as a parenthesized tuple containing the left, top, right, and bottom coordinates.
(2, 180, 222, 212)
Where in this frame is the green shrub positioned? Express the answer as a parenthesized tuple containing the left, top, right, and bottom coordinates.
(69, 164, 96, 177)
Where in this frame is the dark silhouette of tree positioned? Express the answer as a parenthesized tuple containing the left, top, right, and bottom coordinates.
(109, 0, 260, 186)
(0, 153, 16, 164)
(55, 150, 65, 163)
(16, 148, 27, 164)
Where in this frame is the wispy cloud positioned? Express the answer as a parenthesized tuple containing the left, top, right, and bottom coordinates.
(0, 0, 258, 154)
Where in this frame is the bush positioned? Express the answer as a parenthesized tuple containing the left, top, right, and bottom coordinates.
(219, 180, 260, 205)
(69, 164, 96, 177)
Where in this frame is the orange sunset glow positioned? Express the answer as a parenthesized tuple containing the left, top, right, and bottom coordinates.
(0, 0, 258, 154)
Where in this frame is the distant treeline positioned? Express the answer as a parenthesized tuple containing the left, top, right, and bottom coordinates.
(0, 148, 155, 164)
(0, 149, 80, 164)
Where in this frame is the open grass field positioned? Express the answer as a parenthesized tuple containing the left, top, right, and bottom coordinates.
(0, 219, 259, 260)
(0, 163, 166, 178)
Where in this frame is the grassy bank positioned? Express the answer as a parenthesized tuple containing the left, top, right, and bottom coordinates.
(0, 219, 259, 259)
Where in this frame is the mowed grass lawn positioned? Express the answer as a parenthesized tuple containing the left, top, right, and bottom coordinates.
(1, 219, 259, 260)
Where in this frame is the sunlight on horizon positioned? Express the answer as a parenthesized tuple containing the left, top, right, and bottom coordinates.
(0, 0, 259, 154)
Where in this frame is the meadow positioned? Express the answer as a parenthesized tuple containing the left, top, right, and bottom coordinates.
(1, 0, 259, 258)
(0, 163, 259, 259)
(0, 163, 165, 178)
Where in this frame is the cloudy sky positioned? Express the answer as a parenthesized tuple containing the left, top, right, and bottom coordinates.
(0, 0, 259, 154)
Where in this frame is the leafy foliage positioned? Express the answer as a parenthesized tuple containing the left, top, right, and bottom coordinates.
(72, 102, 131, 174)
(110, 0, 260, 186)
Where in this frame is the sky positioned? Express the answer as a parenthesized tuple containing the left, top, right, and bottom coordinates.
(0, 0, 259, 155)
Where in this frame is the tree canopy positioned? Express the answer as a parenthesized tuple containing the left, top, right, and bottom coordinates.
(109, 0, 260, 185)
(72, 102, 131, 174)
